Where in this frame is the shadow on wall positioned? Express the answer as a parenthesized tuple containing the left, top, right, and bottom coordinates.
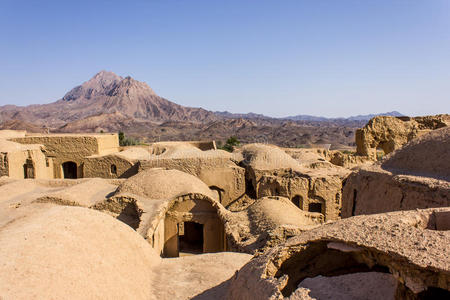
(119, 163, 140, 178)
(117, 202, 142, 230)
(209, 186, 224, 203)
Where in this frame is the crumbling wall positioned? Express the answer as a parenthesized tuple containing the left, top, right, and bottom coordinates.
(355, 115, 449, 159)
(328, 150, 372, 168)
(341, 168, 450, 218)
(250, 169, 344, 221)
(226, 208, 450, 300)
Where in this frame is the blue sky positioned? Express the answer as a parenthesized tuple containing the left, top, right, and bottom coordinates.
(0, 0, 449, 117)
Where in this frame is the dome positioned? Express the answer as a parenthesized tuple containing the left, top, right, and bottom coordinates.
(116, 168, 216, 200)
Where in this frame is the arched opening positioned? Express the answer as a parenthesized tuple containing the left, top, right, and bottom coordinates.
(308, 202, 323, 213)
(110, 164, 117, 175)
(178, 221, 204, 255)
(62, 161, 77, 179)
(292, 195, 303, 209)
(163, 195, 226, 258)
(275, 241, 400, 298)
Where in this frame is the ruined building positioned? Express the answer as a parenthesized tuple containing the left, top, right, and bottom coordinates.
(355, 114, 449, 158)
(0, 114, 449, 299)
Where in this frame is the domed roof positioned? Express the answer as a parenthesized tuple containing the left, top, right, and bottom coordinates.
(247, 196, 322, 231)
(0, 206, 159, 299)
(381, 127, 450, 181)
(240, 144, 301, 170)
(116, 168, 216, 200)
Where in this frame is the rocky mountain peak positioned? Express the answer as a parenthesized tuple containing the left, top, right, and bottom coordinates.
(62, 70, 123, 101)
(62, 71, 156, 101)
(0, 70, 218, 125)
(107, 76, 156, 97)
(90, 70, 123, 86)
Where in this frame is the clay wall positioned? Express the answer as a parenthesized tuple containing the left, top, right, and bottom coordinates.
(4, 149, 53, 179)
(83, 155, 137, 179)
(140, 158, 245, 206)
(12, 134, 119, 178)
(341, 169, 450, 217)
(96, 135, 121, 155)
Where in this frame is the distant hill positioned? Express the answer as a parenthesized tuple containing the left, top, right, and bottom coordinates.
(0, 70, 408, 148)
(216, 111, 404, 122)
(283, 111, 404, 122)
(214, 111, 269, 119)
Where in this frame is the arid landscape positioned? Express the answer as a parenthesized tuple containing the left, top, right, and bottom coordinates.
(0, 71, 403, 149)
(0, 111, 449, 299)
(1, 1, 450, 299)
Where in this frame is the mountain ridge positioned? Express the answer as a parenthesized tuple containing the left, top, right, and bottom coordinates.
(0, 71, 409, 148)
(216, 110, 404, 122)
(0, 70, 404, 125)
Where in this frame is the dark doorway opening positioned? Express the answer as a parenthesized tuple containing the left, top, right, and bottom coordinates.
(292, 195, 302, 209)
(308, 203, 322, 213)
(62, 161, 77, 179)
(23, 159, 35, 179)
(245, 178, 256, 199)
(110, 164, 117, 175)
(179, 221, 204, 254)
(274, 187, 280, 196)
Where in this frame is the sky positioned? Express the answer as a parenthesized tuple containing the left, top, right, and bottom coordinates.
(0, 0, 449, 117)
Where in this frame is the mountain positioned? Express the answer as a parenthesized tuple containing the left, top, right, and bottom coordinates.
(0, 71, 407, 148)
(345, 111, 404, 121)
(215, 110, 405, 122)
(0, 120, 48, 133)
(283, 111, 404, 122)
(214, 111, 269, 119)
(0, 71, 218, 126)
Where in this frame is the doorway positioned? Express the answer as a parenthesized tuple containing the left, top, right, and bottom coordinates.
(292, 195, 303, 209)
(178, 221, 204, 255)
(62, 161, 77, 179)
(23, 159, 35, 179)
